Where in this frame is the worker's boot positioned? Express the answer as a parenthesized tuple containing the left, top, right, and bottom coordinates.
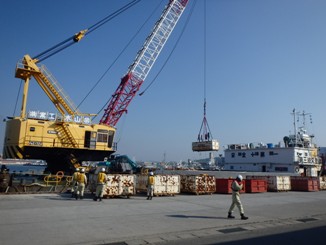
(146, 196, 149, 200)
(241, 214, 248, 220)
(99, 197, 102, 201)
(93, 196, 97, 201)
(227, 212, 235, 219)
(150, 196, 152, 200)
(75, 194, 78, 200)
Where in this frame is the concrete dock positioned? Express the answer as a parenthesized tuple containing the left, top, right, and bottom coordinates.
(1, 189, 325, 245)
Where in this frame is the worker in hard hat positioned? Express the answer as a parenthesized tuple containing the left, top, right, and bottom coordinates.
(93, 168, 107, 201)
(227, 175, 248, 220)
(76, 168, 87, 200)
(147, 171, 155, 200)
(71, 168, 80, 198)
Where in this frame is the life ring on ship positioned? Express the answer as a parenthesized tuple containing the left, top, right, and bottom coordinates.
(295, 167, 300, 173)
(56, 171, 64, 178)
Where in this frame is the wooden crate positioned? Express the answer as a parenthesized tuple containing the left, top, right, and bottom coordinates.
(181, 175, 216, 194)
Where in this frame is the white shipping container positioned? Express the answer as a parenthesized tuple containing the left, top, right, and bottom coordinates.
(136, 174, 180, 196)
(105, 174, 136, 197)
(320, 177, 326, 190)
(246, 176, 291, 191)
(306, 167, 318, 177)
(89, 173, 136, 197)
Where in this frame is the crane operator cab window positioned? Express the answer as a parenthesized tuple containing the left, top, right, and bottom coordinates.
(97, 129, 115, 148)
(84, 129, 115, 149)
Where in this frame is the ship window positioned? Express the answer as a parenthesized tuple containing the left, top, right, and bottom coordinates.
(238, 152, 242, 156)
(260, 152, 265, 157)
(231, 153, 235, 158)
(30, 127, 35, 132)
(275, 167, 288, 171)
(242, 152, 246, 158)
(97, 132, 108, 143)
(269, 151, 274, 155)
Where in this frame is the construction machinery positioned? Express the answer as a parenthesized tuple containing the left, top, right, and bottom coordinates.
(3, 0, 189, 173)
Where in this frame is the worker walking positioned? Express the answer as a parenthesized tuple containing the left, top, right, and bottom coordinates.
(76, 168, 87, 200)
(147, 171, 155, 200)
(94, 168, 107, 201)
(227, 175, 248, 220)
(71, 168, 79, 198)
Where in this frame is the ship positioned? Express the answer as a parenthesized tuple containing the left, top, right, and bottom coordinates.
(222, 110, 321, 176)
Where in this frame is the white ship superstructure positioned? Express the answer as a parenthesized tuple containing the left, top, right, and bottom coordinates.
(223, 110, 321, 176)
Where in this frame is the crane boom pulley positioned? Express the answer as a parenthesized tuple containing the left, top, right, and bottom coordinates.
(100, 0, 189, 126)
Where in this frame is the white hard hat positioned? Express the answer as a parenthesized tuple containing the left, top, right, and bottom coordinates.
(237, 175, 243, 181)
(80, 168, 85, 173)
(149, 172, 154, 176)
(101, 168, 106, 172)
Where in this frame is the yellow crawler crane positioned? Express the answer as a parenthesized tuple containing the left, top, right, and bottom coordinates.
(3, 54, 116, 173)
(3, 1, 144, 173)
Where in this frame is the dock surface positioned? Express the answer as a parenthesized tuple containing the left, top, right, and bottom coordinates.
(1, 189, 325, 245)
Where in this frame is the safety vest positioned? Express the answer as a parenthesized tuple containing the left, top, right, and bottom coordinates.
(77, 173, 86, 184)
(148, 176, 154, 185)
(97, 172, 107, 184)
(73, 172, 79, 181)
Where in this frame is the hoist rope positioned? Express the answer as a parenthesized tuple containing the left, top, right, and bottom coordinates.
(139, 0, 198, 96)
(197, 0, 213, 141)
(33, 0, 141, 62)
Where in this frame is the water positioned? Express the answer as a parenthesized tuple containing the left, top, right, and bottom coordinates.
(2, 164, 47, 175)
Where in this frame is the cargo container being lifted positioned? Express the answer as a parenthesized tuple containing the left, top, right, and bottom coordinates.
(192, 100, 219, 152)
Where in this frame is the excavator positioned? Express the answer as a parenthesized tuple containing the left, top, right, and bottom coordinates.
(2, 0, 189, 173)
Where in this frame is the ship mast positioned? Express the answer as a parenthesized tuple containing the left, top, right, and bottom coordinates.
(292, 108, 297, 146)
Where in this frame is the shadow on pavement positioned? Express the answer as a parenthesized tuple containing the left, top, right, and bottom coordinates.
(167, 214, 226, 220)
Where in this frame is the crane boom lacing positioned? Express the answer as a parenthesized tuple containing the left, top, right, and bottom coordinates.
(100, 0, 189, 126)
